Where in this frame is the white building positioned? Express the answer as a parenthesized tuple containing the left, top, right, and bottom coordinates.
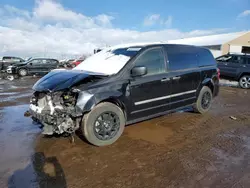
(168, 31, 250, 58)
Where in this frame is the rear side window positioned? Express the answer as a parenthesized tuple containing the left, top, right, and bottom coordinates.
(247, 57, 250, 64)
(166, 45, 198, 71)
(198, 49, 216, 67)
(231, 56, 245, 64)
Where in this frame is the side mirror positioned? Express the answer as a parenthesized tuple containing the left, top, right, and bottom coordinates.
(131, 66, 147, 77)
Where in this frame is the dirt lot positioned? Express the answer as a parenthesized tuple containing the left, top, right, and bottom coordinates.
(1, 76, 250, 188)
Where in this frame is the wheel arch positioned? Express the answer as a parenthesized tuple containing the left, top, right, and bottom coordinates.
(79, 92, 127, 120)
(17, 67, 28, 76)
(237, 72, 250, 81)
(201, 78, 215, 94)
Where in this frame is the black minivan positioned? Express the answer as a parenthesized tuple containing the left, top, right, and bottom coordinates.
(28, 43, 219, 146)
(6, 58, 59, 76)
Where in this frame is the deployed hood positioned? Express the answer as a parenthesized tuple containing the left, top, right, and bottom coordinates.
(33, 69, 106, 92)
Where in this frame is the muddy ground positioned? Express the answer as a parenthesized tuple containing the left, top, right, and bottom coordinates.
(0, 76, 250, 188)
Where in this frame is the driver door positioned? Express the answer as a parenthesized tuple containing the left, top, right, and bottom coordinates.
(27, 59, 43, 73)
(128, 47, 172, 121)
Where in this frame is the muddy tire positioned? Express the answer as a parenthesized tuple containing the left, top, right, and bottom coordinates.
(18, 68, 28, 76)
(193, 86, 212, 114)
(239, 75, 250, 89)
(82, 102, 125, 146)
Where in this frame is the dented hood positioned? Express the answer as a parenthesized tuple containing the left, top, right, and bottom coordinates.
(33, 69, 106, 92)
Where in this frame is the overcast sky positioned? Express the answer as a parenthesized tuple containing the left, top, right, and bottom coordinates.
(0, 0, 249, 58)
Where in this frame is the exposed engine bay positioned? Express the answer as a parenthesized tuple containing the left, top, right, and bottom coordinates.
(30, 90, 82, 135)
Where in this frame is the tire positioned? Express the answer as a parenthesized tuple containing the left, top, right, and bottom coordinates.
(82, 102, 125, 146)
(18, 68, 28, 76)
(193, 86, 213, 114)
(239, 75, 250, 89)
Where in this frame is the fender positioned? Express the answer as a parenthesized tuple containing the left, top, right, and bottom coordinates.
(76, 90, 126, 114)
(199, 76, 219, 97)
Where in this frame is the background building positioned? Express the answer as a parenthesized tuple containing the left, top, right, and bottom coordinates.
(168, 31, 250, 58)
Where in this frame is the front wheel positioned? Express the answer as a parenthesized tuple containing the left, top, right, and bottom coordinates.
(18, 68, 28, 76)
(239, 75, 250, 89)
(193, 86, 213, 114)
(82, 102, 125, 146)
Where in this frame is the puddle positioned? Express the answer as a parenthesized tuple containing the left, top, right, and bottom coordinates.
(0, 105, 40, 186)
(0, 92, 32, 103)
(0, 105, 68, 188)
(125, 120, 174, 144)
(0, 92, 19, 96)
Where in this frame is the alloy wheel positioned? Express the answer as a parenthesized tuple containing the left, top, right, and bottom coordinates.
(240, 76, 250, 89)
(93, 112, 120, 141)
(201, 91, 212, 110)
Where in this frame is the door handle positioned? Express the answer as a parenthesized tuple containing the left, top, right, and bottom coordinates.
(161, 78, 170, 82)
(172, 76, 181, 80)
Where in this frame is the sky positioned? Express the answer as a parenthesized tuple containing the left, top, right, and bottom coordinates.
(0, 0, 249, 58)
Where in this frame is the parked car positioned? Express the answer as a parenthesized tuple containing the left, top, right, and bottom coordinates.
(6, 58, 59, 76)
(0, 56, 25, 71)
(28, 43, 219, 146)
(58, 59, 75, 68)
(70, 59, 84, 68)
(216, 54, 250, 89)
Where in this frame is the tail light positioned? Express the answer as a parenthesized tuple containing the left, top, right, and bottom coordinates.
(217, 68, 220, 79)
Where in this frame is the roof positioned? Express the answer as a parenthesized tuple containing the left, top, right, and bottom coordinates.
(168, 31, 248, 46)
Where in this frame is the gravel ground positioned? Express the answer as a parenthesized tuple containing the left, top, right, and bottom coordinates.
(0, 76, 250, 188)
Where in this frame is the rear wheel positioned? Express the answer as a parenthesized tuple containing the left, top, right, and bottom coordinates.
(18, 68, 28, 76)
(193, 86, 212, 114)
(239, 75, 250, 89)
(82, 102, 125, 146)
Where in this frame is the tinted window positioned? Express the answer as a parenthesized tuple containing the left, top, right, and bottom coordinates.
(166, 45, 198, 71)
(247, 57, 250, 64)
(46, 59, 58, 64)
(12, 57, 23, 62)
(231, 56, 245, 64)
(3, 57, 11, 60)
(134, 48, 165, 75)
(29, 59, 41, 64)
(198, 49, 216, 66)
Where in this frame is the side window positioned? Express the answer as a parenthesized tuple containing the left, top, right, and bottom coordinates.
(198, 49, 216, 67)
(134, 48, 165, 75)
(41, 59, 47, 64)
(13, 57, 23, 62)
(247, 58, 250, 64)
(231, 56, 244, 64)
(166, 46, 198, 71)
(29, 59, 41, 64)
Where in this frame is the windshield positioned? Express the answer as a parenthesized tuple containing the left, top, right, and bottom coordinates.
(216, 55, 232, 62)
(74, 47, 142, 75)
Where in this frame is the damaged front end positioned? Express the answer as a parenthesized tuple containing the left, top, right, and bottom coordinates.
(27, 69, 104, 135)
(29, 90, 83, 135)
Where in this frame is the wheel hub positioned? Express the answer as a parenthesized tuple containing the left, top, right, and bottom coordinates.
(93, 112, 120, 141)
(241, 76, 250, 88)
(201, 91, 211, 109)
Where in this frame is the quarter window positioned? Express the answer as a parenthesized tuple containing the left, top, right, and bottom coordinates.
(134, 48, 165, 75)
